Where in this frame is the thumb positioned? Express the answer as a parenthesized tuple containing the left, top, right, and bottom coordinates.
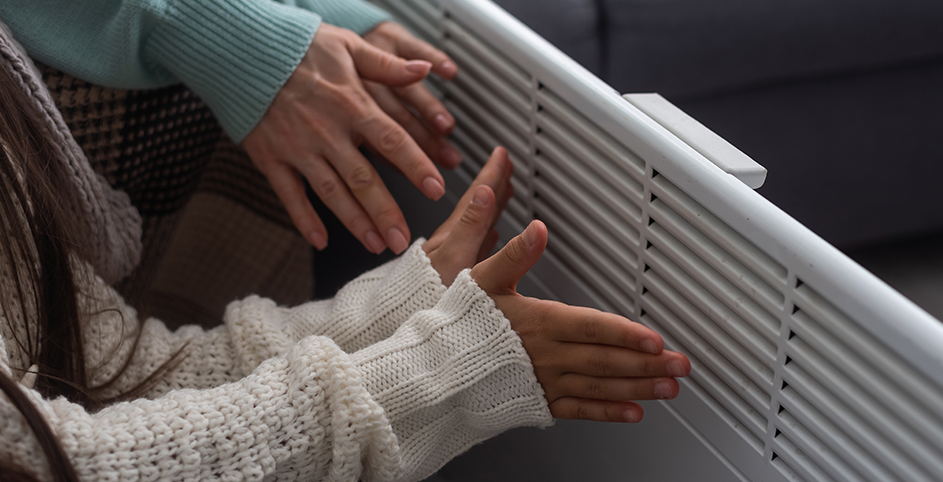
(471, 220, 547, 295)
(349, 38, 432, 85)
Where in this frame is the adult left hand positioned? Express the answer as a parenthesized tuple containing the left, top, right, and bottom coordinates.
(363, 22, 462, 169)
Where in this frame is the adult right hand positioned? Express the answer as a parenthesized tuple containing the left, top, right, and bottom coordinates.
(471, 221, 692, 423)
(242, 24, 448, 255)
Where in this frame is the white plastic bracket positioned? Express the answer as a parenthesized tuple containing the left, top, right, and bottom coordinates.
(623, 93, 768, 189)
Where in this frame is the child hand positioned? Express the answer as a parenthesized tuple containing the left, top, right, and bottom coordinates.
(423, 147, 514, 286)
(471, 220, 692, 423)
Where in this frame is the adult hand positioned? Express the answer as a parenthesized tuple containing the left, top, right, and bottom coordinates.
(424, 147, 514, 286)
(363, 22, 462, 169)
(471, 221, 692, 423)
(242, 24, 445, 255)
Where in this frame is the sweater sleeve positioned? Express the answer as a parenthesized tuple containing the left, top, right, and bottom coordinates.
(82, 241, 447, 398)
(0, 0, 320, 141)
(0, 250, 552, 481)
(285, 0, 393, 35)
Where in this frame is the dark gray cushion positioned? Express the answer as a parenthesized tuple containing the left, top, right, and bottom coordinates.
(601, 0, 943, 98)
(494, 0, 603, 75)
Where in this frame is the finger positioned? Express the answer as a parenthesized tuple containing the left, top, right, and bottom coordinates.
(298, 156, 388, 254)
(476, 228, 499, 263)
(262, 162, 328, 250)
(395, 82, 456, 136)
(434, 185, 496, 285)
(348, 35, 432, 85)
(553, 344, 691, 378)
(331, 148, 412, 254)
(358, 112, 446, 202)
(544, 308, 664, 353)
(549, 398, 644, 423)
(552, 374, 680, 402)
(471, 219, 547, 295)
(434, 147, 511, 238)
(392, 33, 458, 79)
(364, 81, 461, 168)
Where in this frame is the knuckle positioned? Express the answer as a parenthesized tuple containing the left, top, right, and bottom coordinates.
(458, 204, 488, 230)
(347, 165, 375, 190)
(503, 236, 529, 265)
(585, 379, 605, 400)
(589, 352, 613, 377)
(379, 54, 397, 73)
(574, 403, 592, 421)
(628, 382, 645, 400)
(317, 177, 341, 199)
(376, 204, 402, 226)
(334, 86, 371, 119)
(579, 318, 599, 341)
(377, 125, 408, 153)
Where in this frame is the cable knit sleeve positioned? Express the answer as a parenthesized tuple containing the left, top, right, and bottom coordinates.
(84, 241, 447, 398)
(1, 241, 553, 480)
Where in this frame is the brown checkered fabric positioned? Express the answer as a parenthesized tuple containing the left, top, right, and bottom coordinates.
(40, 66, 313, 329)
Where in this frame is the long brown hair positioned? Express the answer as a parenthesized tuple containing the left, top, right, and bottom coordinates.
(0, 51, 184, 481)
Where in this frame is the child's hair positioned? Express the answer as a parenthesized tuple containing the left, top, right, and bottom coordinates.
(0, 52, 86, 482)
(0, 55, 184, 481)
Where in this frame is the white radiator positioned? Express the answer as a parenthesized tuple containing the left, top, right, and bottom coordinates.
(370, 0, 943, 480)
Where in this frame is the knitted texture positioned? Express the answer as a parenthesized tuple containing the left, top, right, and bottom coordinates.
(0, 0, 392, 141)
(0, 21, 143, 284)
(287, 0, 392, 35)
(0, 243, 554, 481)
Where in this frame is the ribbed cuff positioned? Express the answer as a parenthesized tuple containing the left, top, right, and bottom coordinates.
(146, 0, 321, 142)
(352, 269, 553, 481)
(293, 0, 393, 34)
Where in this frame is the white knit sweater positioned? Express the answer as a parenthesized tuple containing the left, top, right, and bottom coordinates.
(0, 242, 554, 481)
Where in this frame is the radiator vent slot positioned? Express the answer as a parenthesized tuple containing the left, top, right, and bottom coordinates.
(782, 293, 943, 482)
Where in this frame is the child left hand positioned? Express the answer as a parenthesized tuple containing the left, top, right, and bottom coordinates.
(423, 146, 514, 286)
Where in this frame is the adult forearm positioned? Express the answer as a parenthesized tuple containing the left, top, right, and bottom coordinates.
(1, 0, 320, 141)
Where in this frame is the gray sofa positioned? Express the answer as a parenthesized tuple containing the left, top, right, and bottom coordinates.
(494, 0, 943, 248)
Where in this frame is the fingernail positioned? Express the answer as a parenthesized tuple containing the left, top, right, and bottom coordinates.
(623, 409, 638, 423)
(471, 186, 489, 207)
(387, 227, 409, 254)
(641, 339, 658, 355)
(439, 146, 461, 168)
(655, 382, 672, 400)
(309, 231, 327, 250)
(365, 231, 386, 254)
(422, 176, 445, 200)
(523, 222, 537, 246)
(405, 60, 432, 74)
(668, 360, 686, 378)
(433, 113, 453, 133)
(440, 60, 457, 75)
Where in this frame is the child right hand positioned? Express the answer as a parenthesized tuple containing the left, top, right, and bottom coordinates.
(471, 220, 692, 423)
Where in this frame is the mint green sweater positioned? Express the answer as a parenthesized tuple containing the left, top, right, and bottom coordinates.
(0, 0, 391, 141)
